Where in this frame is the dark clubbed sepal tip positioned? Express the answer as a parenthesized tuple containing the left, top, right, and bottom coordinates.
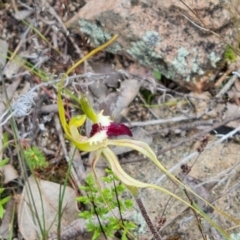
(107, 122, 133, 137)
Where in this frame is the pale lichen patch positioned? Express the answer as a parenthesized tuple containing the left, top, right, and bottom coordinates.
(142, 31, 160, 48)
(172, 47, 189, 76)
(207, 52, 221, 68)
(78, 19, 121, 53)
(190, 49, 204, 76)
(126, 31, 162, 68)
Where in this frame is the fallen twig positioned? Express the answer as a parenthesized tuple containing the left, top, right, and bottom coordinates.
(125, 115, 194, 127)
(216, 71, 239, 98)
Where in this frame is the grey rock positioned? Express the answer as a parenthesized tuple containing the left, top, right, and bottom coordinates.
(75, 0, 236, 86)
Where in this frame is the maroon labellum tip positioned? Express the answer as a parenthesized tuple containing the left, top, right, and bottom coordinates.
(107, 122, 133, 137)
(90, 122, 133, 138)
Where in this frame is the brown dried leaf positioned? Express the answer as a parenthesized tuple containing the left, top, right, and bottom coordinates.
(1, 164, 19, 184)
(18, 176, 79, 240)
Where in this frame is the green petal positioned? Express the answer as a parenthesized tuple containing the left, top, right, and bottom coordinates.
(69, 115, 86, 139)
(57, 84, 71, 138)
(67, 136, 107, 152)
(109, 139, 184, 185)
(102, 147, 149, 188)
(80, 96, 98, 123)
(91, 149, 103, 170)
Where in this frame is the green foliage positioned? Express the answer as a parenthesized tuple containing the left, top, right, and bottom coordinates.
(0, 158, 9, 167)
(0, 158, 10, 219)
(140, 89, 153, 105)
(23, 146, 48, 170)
(2, 132, 9, 148)
(224, 46, 237, 63)
(76, 170, 136, 240)
(1, 132, 12, 153)
(139, 69, 161, 105)
(0, 188, 10, 219)
(153, 69, 161, 80)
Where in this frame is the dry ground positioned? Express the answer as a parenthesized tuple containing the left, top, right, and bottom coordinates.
(1, 1, 240, 240)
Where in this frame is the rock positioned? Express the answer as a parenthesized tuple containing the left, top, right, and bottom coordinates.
(88, 62, 121, 99)
(72, 0, 236, 87)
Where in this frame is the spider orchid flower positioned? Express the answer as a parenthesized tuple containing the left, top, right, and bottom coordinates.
(57, 89, 169, 189)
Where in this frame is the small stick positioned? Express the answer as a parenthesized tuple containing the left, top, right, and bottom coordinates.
(137, 93, 159, 119)
(125, 115, 193, 127)
(135, 197, 163, 240)
(216, 71, 239, 98)
(214, 68, 233, 87)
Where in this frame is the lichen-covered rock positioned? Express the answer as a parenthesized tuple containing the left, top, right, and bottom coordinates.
(74, 0, 236, 86)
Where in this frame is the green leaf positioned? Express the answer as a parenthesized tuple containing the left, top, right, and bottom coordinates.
(102, 188, 113, 201)
(101, 176, 113, 183)
(108, 219, 120, 231)
(96, 206, 109, 217)
(124, 199, 133, 209)
(0, 196, 10, 205)
(96, 195, 104, 203)
(105, 168, 113, 174)
(0, 195, 10, 219)
(153, 69, 161, 80)
(2, 132, 9, 145)
(110, 200, 118, 210)
(0, 204, 5, 219)
(85, 174, 95, 186)
(0, 188, 5, 194)
(90, 187, 99, 193)
(87, 221, 97, 232)
(116, 184, 125, 193)
(78, 210, 92, 219)
(0, 158, 9, 167)
(76, 196, 90, 204)
(224, 46, 237, 63)
(105, 227, 115, 238)
(124, 221, 136, 230)
(92, 229, 101, 240)
(121, 232, 128, 240)
(79, 185, 90, 191)
(1, 132, 10, 150)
